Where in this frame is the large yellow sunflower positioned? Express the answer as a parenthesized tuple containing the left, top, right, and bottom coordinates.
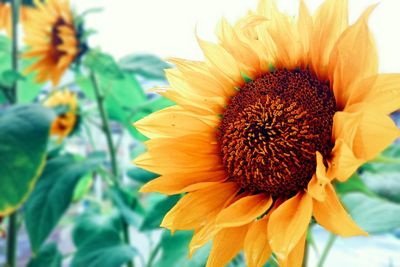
(44, 89, 78, 141)
(135, 0, 400, 266)
(23, 0, 83, 85)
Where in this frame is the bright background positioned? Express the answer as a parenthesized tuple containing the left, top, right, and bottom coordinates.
(72, 0, 400, 73)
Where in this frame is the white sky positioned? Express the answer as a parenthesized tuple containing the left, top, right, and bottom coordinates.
(72, 0, 400, 73)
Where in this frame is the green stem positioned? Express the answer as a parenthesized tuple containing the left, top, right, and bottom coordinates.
(90, 72, 119, 183)
(90, 72, 134, 267)
(6, 2, 20, 267)
(302, 241, 309, 267)
(317, 233, 337, 267)
(6, 214, 17, 267)
(146, 243, 161, 267)
(11, 0, 19, 103)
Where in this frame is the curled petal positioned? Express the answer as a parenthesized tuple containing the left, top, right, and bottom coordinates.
(206, 224, 250, 267)
(268, 193, 312, 259)
(244, 216, 272, 267)
(313, 184, 367, 237)
(215, 194, 272, 228)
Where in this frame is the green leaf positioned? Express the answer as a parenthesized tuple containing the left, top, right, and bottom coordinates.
(0, 70, 25, 87)
(140, 195, 180, 231)
(342, 193, 400, 234)
(334, 174, 374, 196)
(361, 172, 400, 203)
(127, 167, 158, 184)
(71, 213, 137, 267)
(119, 53, 170, 80)
(24, 154, 103, 252)
(72, 174, 93, 202)
(27, 243, 62, 267)
(102, 73, 147, 122)
(84, 50, 124, 79)
(154, 231, 209, 267)
(0, 104, 53, 216)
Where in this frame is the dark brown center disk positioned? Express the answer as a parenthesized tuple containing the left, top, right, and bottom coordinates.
(219, 69, 336, 198)
(50, 18, 71, 61)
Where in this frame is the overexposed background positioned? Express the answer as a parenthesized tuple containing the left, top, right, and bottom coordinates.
(71, 0, 400, 73)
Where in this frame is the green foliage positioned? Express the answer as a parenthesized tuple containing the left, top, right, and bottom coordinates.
(72, 174, 93, 202)
(154, 231, 210, 267)
(127, 167, 158, 184)
(24, 153, 103, 252)
(27, 243, 62, 267)
(84, 50, 124, 79)
(109, 187, 142, 227)
(343, 193, 400, 234)
(334, 174, 374, 196)
(119, 54, 171, 80)
(71, 213, 137, 267)
(0, 104, 53, 216)
(339, 143, 400, 234)
(0, 37, 43, 104)
(140, 195, 180, 231)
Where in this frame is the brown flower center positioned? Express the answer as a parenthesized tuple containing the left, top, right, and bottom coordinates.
(219, 69, 336, 197)
(50, 18, 73, 62)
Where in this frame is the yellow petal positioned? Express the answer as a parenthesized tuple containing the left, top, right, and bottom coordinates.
(268, 192, 312, 259)
(329, 5, 378, 109)
(161, 182, 239, 232)
(307, 152, 330, 201)
(329, 138, 365, 182)
(279, 231, 307, 267)
(313, 184, 367, 237)
(217, 17, 261, 78)
(352, 111, 399, 160)
(297, 0, 313, 68)
(134, 149, 222, 175)
(215, 194, 272, 228)
(346, 74, 400, 115)
(168, 58, 233, 97)
(134, 106, 215, 139)
(244, 216, 272, 267)
(140, 170, 227, 195)
(206, 224, 249, 267)
(310, 0, 348, 78)
(197, 37, 243, 86)
(189, 222, 220, 257)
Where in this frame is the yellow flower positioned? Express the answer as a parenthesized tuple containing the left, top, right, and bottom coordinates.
(23, 0, 83, 85)
(0, 2, 30, 36)
(45, 89, 78, 141)
(134, 0, 400, 266)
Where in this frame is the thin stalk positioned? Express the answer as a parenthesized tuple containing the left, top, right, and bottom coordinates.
(11, 0, 19, 103)
(302, 241, 309, 267)
(90, 72, 119, 182)
(6, 2, 20, 267)
(317, 233, 337, 267)
(90, 72, 134, 267)
(146, 243, 161, 267)
(6, 214, 17, 267)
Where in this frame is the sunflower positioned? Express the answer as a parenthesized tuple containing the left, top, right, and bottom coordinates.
(44, 89, 78, 141)
(134, 0, 400, 266)
(23, 0, 85, 85)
